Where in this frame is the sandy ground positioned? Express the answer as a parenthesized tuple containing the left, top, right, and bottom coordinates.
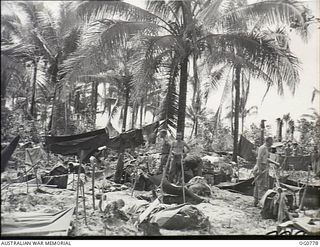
(1, 176, 278, 236)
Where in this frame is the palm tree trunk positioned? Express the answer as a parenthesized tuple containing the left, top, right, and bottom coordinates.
(140, 98, 144, 128)
(49, 61, 60, 134)
(232, 66, 241, 163)
(64, 100, 68, 134)
(131, 105, 135, 129)
(194, 118, 198, 137)
(30, 61, 38, 118)
(177, 57, 188, 139)
(192, 55, 199, 106)
(231, 77, 234, 135)
(190, 122, 195, 138)
(122, 88, 129, 132)
(91, 81, 98, 128)
(241, 114, 245, 134)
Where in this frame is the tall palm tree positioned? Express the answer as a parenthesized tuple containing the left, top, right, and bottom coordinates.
(1, 2, 82, 133)
(66, 0, 310, 143)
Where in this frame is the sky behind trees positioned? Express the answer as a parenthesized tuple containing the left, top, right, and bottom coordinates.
(2, 0, 319, 137)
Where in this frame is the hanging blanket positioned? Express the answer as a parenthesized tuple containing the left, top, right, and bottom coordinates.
(107, 129, 144, 151)
(238, 135, 256, 162)
(45, 128, 109, 161)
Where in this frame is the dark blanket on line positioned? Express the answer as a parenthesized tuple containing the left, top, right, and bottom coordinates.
(238, 135, 256, 162)
(45, 128, 109, 162)
(1, 135, 20, 173)
(45, 128, 144, 161)
(107, 129, 144, 150)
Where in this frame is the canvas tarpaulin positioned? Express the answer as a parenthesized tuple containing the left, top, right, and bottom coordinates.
(45, 128, 144, 161)
(25, 146, 46, 165)
(277, 155, 311, 171)
(107, 129, 144, 151)
(1, 135, 20, 173)
(238, 135, 256, 162)
(142, 121, 159, 144)
(45, 128, 109, 161)
(142, 121, 159, 136)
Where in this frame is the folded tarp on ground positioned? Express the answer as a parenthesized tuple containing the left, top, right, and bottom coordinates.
(45, 128, 109, 162)
(1, 207, 74, 236)
(1, 135, 20, 173)
(150, 204, 209, 230)
(216, 177, 254, 196)
(147, 174, 204, 204)
(238, 135, 256, 162)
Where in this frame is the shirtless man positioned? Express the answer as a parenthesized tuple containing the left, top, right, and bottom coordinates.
(168, 132, 190, 183)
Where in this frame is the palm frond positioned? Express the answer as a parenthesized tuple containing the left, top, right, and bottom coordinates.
(203, 0, 310, 40)
(203, 32, 301, 95)
(1, 14, 22, 38)
(75, 1, 158, 23)
(97, 19, 161, 50)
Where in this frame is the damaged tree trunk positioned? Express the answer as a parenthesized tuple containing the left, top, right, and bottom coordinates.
(232, 66, 241, 163)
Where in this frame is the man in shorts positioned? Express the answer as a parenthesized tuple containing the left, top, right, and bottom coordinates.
(168, 132, 190, 184)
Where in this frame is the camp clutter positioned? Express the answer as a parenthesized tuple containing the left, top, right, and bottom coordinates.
(1, 129, 320, 236)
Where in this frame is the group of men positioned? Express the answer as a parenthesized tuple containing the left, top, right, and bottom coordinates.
(253, 136, 320, 207)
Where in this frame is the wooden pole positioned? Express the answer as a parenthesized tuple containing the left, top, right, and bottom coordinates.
(92, 161, 95, 210)
(180, 156, 186, 204)
(81, 181, 88, 225)
(75, 151, 84, 218)
(34, 166, 39, 191)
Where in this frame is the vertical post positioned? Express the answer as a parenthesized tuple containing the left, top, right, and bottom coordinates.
(82, 181, 87, 225)
(180, 157, 186, 204)
(34, 166, 39, 191)
(92, 160, 95, 210)
(75, 150, 84, 217)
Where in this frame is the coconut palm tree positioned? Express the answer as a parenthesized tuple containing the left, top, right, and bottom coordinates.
(59, 0, 312, 164)
(1, 2, 82, 133)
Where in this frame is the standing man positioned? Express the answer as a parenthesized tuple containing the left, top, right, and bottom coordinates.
(253, 136, 274, 207)
(292, 142, 300, 156)
(157, 130, 171, 174)
(168, 132, 190, 184)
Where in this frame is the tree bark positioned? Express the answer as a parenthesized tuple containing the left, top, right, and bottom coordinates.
(122, 88, 129, 132)
(241, 114, 245, 134)
(232, 66, 241, 163)
(140, 98, 144, 128)
(194, 118, 198, 137)
(177, 57, 188, 139)
(30, 61, 38, 118)
(91, 81, 98, 129)
(131, 105, 135, 129)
